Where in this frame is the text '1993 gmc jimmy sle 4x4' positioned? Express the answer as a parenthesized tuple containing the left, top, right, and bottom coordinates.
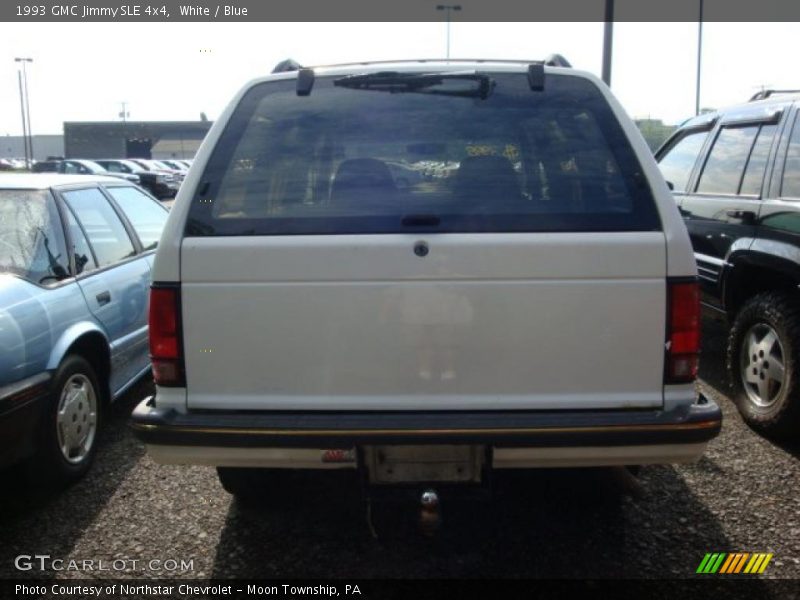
(131, 57, 722, 501)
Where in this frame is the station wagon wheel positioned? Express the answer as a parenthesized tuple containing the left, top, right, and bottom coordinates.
(26, 354, 104, 486)
(56, 373, 98, 464)
(727, 292, 800, 437)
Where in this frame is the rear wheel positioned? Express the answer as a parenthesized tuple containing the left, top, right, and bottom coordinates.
(727, 292, 800, 436)
(27, 354, 103, 486)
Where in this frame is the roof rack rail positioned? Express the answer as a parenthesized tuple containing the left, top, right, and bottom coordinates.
(526, 55, 571, 91)
(527, 62, 544, 91)
(749, 89, 800, 102)
(272, 59, 302, 74)
(270, 59, 315, 96)
(296, 68, 315, 96)
(297, 58, 575, 71)
(543, 54, 572, 68)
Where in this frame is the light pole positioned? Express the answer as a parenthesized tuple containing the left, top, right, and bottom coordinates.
(602, 0, 614, 86)
(436, 4, 461, 60)
(16, 70, 28, 168)
(15, 58, 33, 166)
(695, 0, 704, 115)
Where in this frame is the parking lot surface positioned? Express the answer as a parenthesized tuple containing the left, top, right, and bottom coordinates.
(1, 317, 798, 580)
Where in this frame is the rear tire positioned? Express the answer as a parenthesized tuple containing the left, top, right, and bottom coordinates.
(26, 354, 103, 486)
(727, 292, 800, 436)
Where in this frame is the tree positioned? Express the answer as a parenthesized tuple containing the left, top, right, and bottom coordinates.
(635, 118, 676, 152)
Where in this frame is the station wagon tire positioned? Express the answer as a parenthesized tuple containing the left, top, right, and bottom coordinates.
(727, 293, 800, 436)
(27, 355, 103, 486)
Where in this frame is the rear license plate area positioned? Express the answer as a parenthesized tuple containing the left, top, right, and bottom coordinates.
(363, 445, 485, 484)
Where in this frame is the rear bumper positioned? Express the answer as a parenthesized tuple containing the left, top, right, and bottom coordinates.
(131, 393, 722, 466)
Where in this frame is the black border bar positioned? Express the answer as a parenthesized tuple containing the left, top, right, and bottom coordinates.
(2, 578, 797, 600)
(4, 0, 800, 22)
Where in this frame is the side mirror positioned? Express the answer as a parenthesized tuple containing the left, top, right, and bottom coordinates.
(665, 180, 675, 191)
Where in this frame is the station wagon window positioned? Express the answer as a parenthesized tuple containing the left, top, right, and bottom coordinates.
(106, 186, 169, 250)
(187, 73, 660, 236)
(0, 190, 69, 285)
(657, 129, 709, 193)
(781, 115, 800, 199)
(62, 187, 136, 267)
(696, 124, 776, 196)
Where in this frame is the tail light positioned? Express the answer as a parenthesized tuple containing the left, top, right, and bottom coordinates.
(665, 280, 701, 384)
(149, 285, 185, 387)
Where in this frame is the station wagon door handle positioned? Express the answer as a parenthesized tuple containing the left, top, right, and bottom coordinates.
(96, 291, 111, 305)
(725, 209, 756, 223)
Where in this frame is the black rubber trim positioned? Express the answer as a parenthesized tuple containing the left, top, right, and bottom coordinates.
(0, 372, 52, 416)
(130, 394, 722, 449)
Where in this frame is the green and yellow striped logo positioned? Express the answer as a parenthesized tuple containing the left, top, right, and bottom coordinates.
(696, 553, 773, 574)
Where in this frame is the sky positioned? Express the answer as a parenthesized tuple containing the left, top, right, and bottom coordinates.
(1, 21, 799, 136)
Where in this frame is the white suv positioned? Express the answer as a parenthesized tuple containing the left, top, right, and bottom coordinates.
(132, 58, 721, 498)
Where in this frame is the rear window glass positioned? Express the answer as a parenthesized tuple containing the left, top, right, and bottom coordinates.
(186, 72, 660, 236)
(0, 190, 70, 285)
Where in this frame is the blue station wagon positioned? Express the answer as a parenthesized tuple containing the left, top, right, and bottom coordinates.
(0, 175, 168, 484)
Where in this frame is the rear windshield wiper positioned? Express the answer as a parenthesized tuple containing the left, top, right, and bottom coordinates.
(333, 71, 495, 99)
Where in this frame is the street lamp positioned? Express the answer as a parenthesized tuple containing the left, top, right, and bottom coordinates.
(16, 69, 28, 169)
(602, 0, 614, 87)
(695, 0, 704, 115)
(15, 58, 33, 167)
(436, 4, 461, 60)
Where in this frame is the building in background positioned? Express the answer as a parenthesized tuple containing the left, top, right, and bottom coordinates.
(1, 134, 64, 160)
(63, 121, 212, 159)
(26, 118, 675, 160)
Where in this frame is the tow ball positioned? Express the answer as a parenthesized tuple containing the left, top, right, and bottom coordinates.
(419, 489, 441, 536)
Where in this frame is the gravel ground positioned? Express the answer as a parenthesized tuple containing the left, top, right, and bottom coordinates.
(1, 315, 799, 580)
